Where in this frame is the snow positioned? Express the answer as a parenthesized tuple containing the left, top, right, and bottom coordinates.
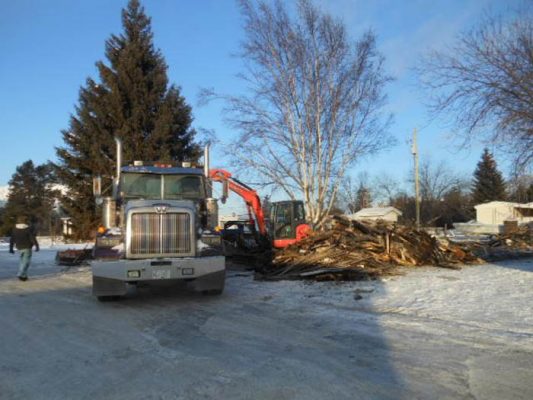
(364, 264, 533, 336)
(112, 243, 124, 251)
(106, 227, 122, 235)
(0, 238, 91, 252)
(0, 248, 532, 399)
(197, 239, 210, 250)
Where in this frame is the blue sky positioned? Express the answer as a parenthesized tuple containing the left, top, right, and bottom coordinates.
(0, 0, 523, 210)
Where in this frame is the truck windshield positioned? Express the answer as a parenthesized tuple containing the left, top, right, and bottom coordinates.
(164, 175, 204, 199)
(121, 173, 204, 200)
(121, 174, 161, 199)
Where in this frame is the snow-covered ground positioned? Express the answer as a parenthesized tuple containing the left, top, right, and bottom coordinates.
(0, 245, 532, 399)
(0, 241, 91, 279)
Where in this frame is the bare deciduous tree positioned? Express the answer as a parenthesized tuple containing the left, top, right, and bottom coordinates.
(419, 159, 462, 202)
(371, 161, 472, 226)
(419, 8, 533, 171)
(418, 159, 471, 225)
(206, 0, 392, 226)
(508, 174, 533, 203)
(372, 173, 402, 206)
(338, 172, 371, 213)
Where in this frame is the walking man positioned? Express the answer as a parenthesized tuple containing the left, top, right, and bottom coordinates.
(9, 216, 39, 281)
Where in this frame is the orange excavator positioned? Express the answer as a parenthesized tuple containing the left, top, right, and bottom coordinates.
(209, 169, 311, 254)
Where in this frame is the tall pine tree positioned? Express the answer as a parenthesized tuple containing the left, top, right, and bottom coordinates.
(56, 0, 199, 239)
(1, 161, 57, 235)
(471, 148, 507, 204)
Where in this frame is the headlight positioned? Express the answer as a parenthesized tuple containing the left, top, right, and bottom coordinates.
(127, 270, 141, 278)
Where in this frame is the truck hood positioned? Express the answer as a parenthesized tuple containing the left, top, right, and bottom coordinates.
(124, 199, 196, 214)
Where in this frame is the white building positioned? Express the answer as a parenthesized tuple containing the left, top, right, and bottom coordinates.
(348, 206, 402, 223)
(474, 201, 533, 225)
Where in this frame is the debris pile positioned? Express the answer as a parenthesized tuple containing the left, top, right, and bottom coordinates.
(261, 216, 482, 281)
(488, 225, 533, 249)
(461, 225, 533, 261)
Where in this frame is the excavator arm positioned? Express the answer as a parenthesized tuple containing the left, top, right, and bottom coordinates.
(208, 169, 268, 236)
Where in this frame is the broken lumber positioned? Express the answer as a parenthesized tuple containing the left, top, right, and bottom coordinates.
(259, 216, 483, 281)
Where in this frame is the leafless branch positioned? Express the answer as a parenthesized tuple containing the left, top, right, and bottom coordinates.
(418, 7, 533, 172)
(205, 0, 392, 226)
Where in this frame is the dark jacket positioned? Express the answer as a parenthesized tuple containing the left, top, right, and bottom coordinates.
(9, 224, 39, 251)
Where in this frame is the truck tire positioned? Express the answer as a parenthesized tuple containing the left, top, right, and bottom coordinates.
(203, 288, 223, 295)
(97, 295, 121, 302)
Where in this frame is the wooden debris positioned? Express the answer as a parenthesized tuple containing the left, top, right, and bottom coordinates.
(458, 225, 533, 261)
(259, 216, 483, 281)
(488, 226, 533, 249)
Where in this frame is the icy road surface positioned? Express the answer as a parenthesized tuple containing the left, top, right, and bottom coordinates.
(0, 248, 532, 400)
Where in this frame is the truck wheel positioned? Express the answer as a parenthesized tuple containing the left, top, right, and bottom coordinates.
(97, 295, 121, 302)
(203, 289, 223, 295)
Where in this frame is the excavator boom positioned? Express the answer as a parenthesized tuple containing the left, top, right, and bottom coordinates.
(208, 169, 268, 236)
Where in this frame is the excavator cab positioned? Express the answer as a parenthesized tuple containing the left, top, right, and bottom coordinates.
(270, 200, 311, 248)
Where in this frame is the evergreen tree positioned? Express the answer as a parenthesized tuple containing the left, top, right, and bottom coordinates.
(1, 161, 57, 235)
(55, 0, 199, 239)
(471, 149, 507, 204)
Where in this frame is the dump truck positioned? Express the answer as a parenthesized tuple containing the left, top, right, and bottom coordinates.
(91, 139, 225, 300)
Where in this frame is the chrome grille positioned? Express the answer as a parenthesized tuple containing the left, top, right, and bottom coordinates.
(130, 212, 191, 255)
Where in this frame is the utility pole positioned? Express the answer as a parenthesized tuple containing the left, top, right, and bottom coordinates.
(411, 128, 420, 229)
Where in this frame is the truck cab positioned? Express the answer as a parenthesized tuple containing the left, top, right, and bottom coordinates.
(91, 143, 225, 300)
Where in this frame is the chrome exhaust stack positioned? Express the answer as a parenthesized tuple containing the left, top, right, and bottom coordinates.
(204, 144, 210, 178)
(204, 144, 218, 228)
(102, 197, 116, 228)
(204, 144, 213, 198)
(113, 137, 122, 198)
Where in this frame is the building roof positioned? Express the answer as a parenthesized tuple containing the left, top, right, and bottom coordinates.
(474, 201, 533, 209)
(515, 203, 533, 210)
(352, 206, 402, 218)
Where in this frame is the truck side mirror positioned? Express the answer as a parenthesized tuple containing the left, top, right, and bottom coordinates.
(93, 176, 103, 205)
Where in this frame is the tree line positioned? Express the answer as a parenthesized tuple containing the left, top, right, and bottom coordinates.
(1, 0, 531, 237)
(336, 148, 533, 227)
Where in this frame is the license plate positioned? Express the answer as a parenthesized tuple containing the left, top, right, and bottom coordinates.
(152, 268, 171, 279)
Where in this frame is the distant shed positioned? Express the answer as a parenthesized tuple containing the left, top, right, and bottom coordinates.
(348, 207, 402, 223)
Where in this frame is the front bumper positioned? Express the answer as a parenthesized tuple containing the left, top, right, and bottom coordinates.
(91, 256, 225, 282)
